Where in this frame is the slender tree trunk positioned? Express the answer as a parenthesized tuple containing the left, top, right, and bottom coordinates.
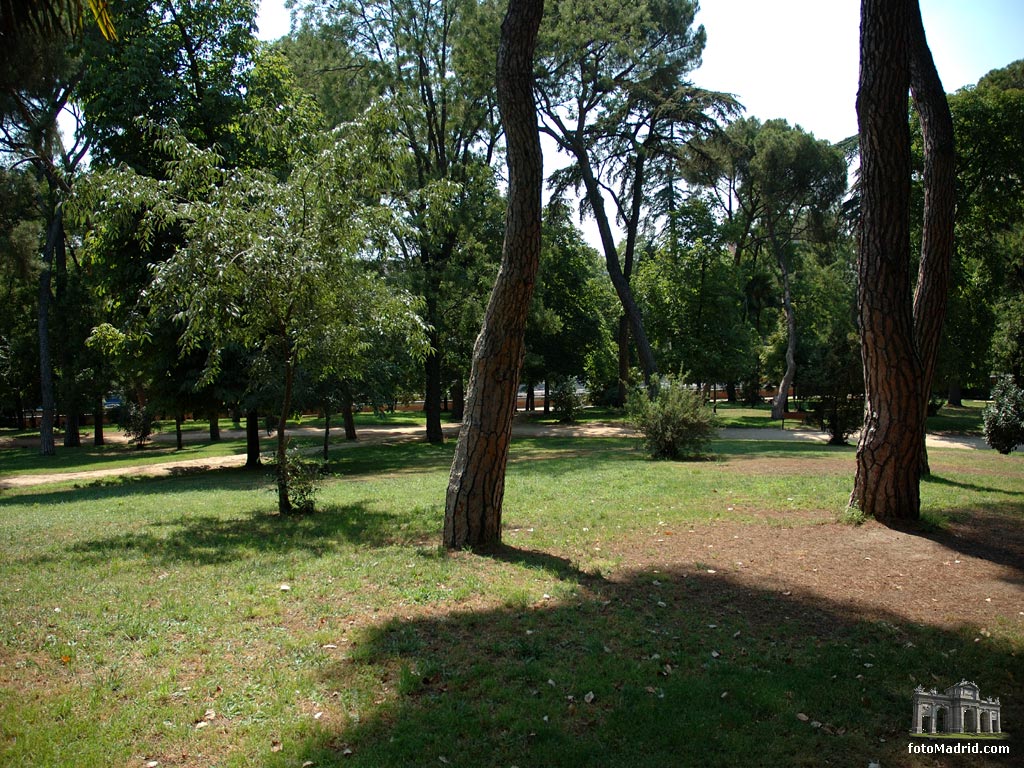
(276, 357, 295, 515)
(850, 0, 923, 522)
(175, 413, 184, 451)
(525, 383, 534, 411)
(322, 410, 332, 458)
(63, 411, 81, 447)
(424, 323, 445, 444)
(451, 378, 465, 422)
(37, 204, 61, 456)
(617, 315, 630, 405)
(93, 398, 104, 446)
(444, 0, 544, 550)
(543, 379, 550, 413)
(245, 408, 261, 468)
(581, 167, 657, 387)
(771, 249, 798, 420)
(908, 1, 956, 477)
(342, 393, 357, 440)
(947, 381, 962, 408)
(208, 408, 221, 442)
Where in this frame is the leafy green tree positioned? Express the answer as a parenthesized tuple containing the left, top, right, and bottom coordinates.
(933, 61, 1024, 395)
(682, 117, 848, 419)
(523, 202, 615, 406)
(0, 168, 43, 428)
(0, 23, 91, 453)
(136, 131, 427, 514)
(634, 237, 755, 392)
(78, 0, 259, 172)
(294, 0, 506, 445)
(535, 0, 736, 398)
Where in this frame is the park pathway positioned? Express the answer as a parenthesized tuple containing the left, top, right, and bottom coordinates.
(0, 421, 991, 490)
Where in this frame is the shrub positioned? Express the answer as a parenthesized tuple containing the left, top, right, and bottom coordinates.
(274, 448, 325, 513)
(551, 378, 584, 423)
(628, 375, 717, 459)
(119, 401, 155, 448)
(982, 375, 1024, 455)
(812, 395, 864, 446)
(927, 396, 946, 417)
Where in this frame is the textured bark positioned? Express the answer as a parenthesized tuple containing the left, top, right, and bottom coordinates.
(851, 0, 952, 522)
(444, 0, 544, 550)
(908, 1, 955, 475)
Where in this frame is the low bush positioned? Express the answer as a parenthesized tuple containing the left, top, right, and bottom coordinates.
(551, 378, 584, 424)
(628, 375, 717, 459)
(274, 448, 325, 513)
(119, 401, 155, 448)
(982, 375, 1024, 454)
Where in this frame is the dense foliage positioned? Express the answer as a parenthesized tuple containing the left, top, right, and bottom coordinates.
(0, 2, 1019, 482)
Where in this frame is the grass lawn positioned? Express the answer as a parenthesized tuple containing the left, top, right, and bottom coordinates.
(1, 434, 1021, 767)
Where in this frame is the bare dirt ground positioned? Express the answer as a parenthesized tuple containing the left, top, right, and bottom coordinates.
(606, 509, 1023, 633)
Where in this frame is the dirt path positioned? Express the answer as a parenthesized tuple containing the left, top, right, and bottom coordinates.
(0, 420, 993, 490)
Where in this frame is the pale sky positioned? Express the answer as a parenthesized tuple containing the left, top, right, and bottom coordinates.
(257, 0, 1024, 144)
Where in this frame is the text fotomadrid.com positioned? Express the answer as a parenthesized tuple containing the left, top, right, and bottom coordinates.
(908, 742, 1010, 756)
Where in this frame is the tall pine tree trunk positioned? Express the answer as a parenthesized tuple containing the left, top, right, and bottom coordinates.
(444, 0, 544, 550)
(852, 0, 920, 522)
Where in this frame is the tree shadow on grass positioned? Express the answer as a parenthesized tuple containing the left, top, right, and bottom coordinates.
(923, 473, 1024, 497)
(485, 543, 608, 587)
(895, 503, 1024, 583)
(48, 501, 403, 566)
(0, 465, 266, 506)
(276, 565, 1019, 768)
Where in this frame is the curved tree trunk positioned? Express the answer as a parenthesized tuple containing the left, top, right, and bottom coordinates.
(444, 0, 544, 550)
(850, 0, 954, 522)
(908, 1, 956, 477)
